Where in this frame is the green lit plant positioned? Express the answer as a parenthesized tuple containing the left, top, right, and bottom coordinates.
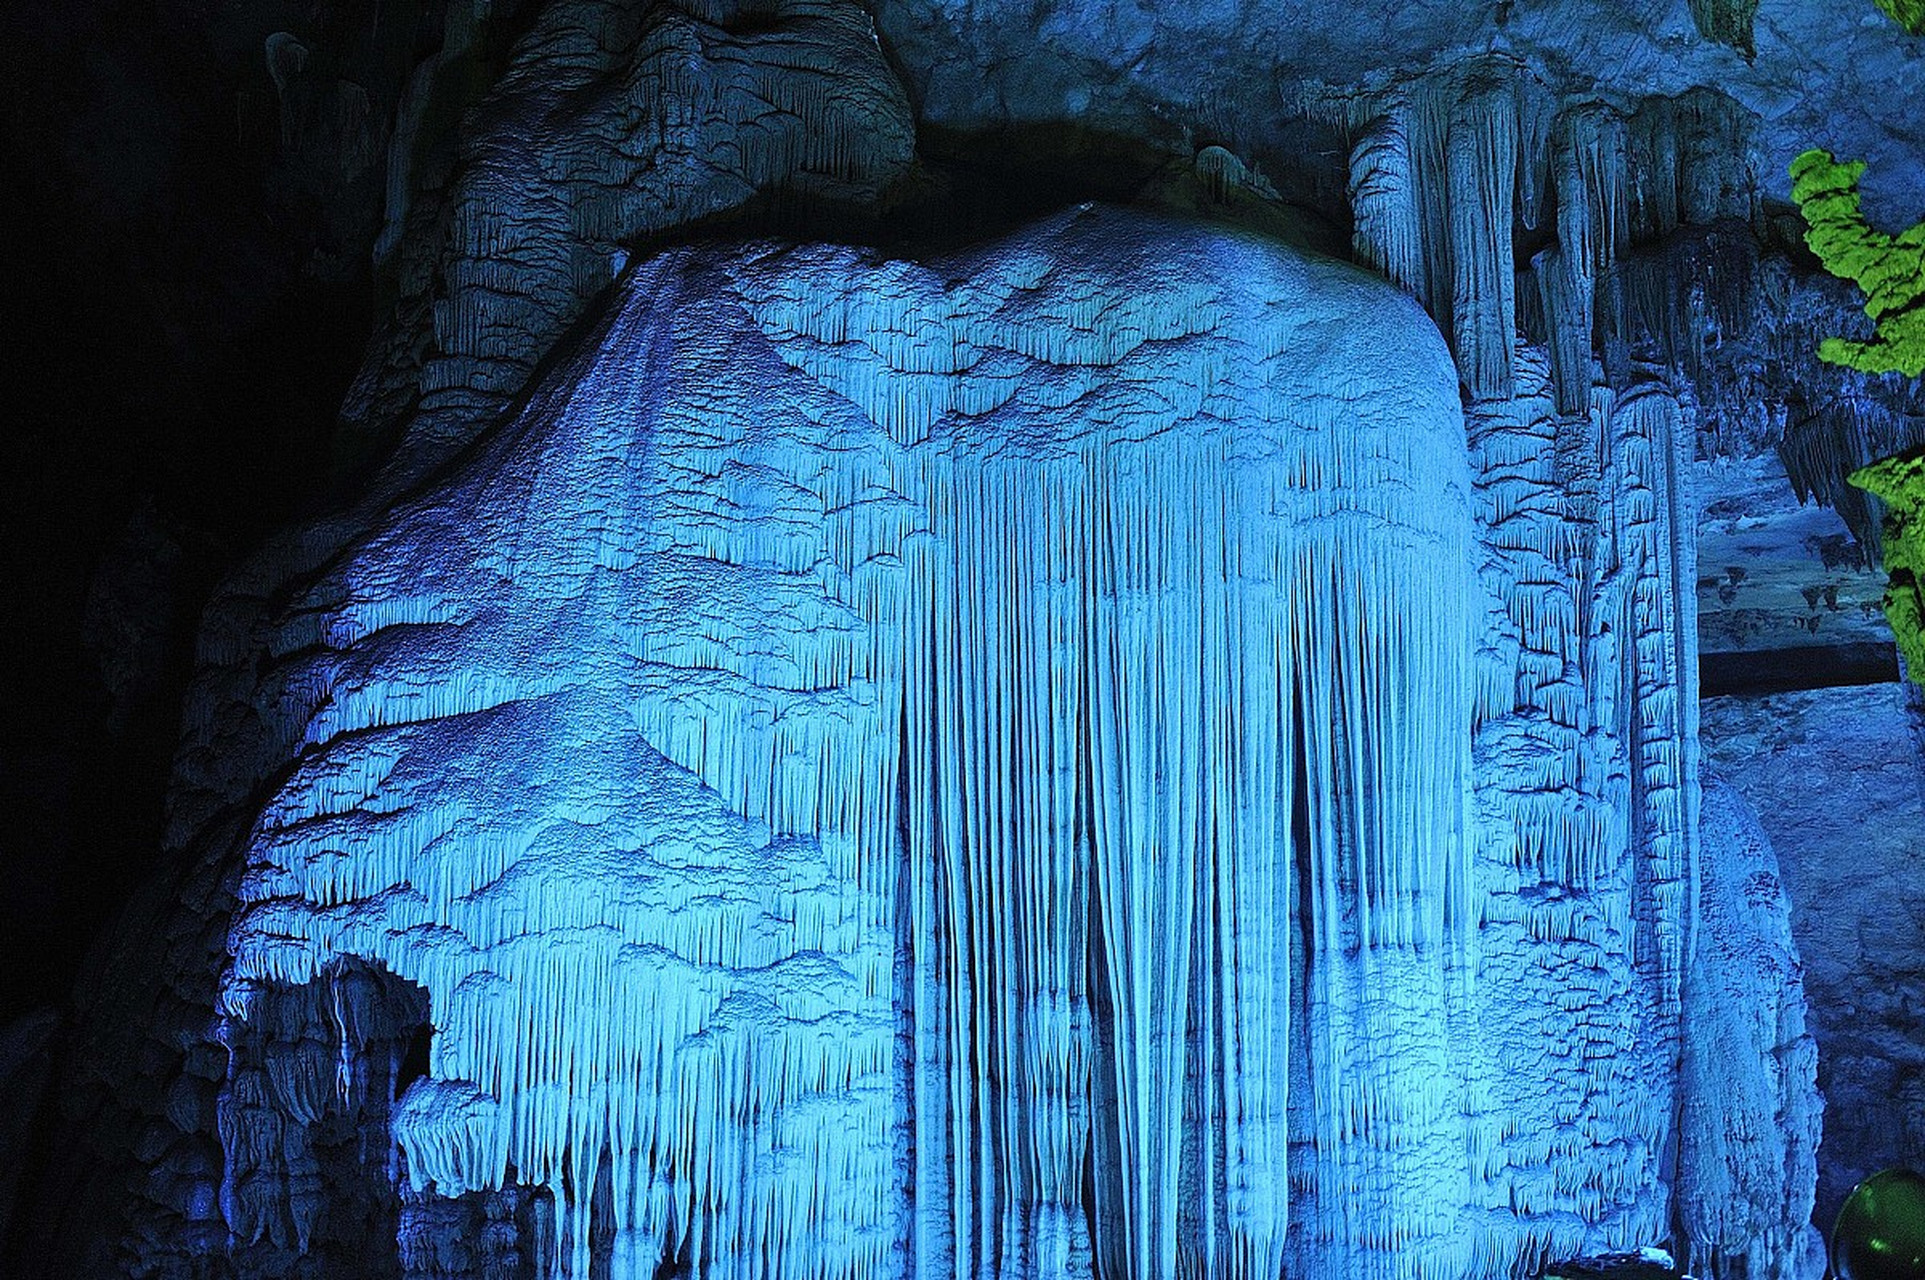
(1849, 449, 1925, 682)
(1875, 0, 1925, 34)
(1797, 150, 1925, 678)
(1789, 149, 1925, 378)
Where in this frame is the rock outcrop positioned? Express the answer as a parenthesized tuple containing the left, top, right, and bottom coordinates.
(1681, 777, 1823, 1280)
(1702, 685, 1925, 1228)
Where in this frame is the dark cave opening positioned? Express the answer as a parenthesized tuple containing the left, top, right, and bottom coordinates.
(223, 960, 562, 1279)
(396, 1023, 434, 1098)
(1699, 641, 1901, 696)
(222, 961, 431, 1278)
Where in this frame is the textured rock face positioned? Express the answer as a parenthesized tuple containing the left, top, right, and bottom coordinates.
(345, 0, 917, 492)
(1702, 686, 1925, 1227)
(1682, 778, 1823, 1280)
(871, 0, 1925, 226)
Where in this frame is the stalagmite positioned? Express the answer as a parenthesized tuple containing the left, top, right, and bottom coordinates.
(1679, 778, 1822, 1280)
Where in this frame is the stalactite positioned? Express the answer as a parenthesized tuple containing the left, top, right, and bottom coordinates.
(1349, 56, 1530, 400)
(1373, 81, 1762, 427)
(1441, 68, 1521, 401)
(1353, 60, 1668, 412)
(1535, 106, 1628, 415)
(1349, 105, 1426, 299)
(1625, 90, 1755, 247)
(1340, 67, 1826, 1270)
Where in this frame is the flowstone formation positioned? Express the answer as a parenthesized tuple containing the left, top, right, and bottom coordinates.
(187, 205, 1812, 1280)
(224, 205, 1477, 1280)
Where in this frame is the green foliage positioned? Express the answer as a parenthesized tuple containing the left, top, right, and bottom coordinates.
(1815, 147, 1925, 677)
(1850, 449, 1925, 682)
(1875, 0, 1925, 34)
(1789, 149, 1925, 378)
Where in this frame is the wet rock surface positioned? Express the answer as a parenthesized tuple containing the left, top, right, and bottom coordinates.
(1702, 684, 1925, 1228)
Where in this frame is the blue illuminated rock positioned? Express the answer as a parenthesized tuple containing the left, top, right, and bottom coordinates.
(199, 205, 1802, 1280)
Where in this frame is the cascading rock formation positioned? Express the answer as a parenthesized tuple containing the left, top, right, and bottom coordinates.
(212, 205, 1811, 1280)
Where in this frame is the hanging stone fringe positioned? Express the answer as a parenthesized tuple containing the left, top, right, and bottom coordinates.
(220, 206, 1482, 1280)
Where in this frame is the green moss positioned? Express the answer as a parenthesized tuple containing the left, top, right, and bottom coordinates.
(1850, 448, 1925, 681)
(1876, 0, 1925, 34)
(1789, 149, 1925, 378)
